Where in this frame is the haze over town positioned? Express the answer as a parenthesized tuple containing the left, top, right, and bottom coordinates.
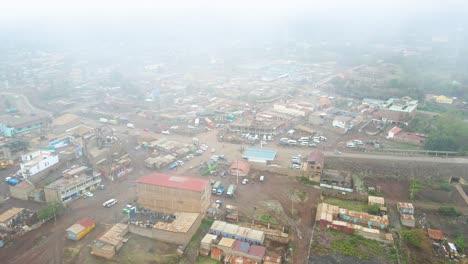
(0, 1, 467, 264)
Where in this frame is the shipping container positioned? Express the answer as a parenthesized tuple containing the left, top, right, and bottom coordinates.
(66, 218, 95, 241)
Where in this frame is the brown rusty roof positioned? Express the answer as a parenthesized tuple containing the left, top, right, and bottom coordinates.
(307, 149, 324, 165)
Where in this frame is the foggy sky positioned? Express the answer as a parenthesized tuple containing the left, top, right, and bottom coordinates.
(0, 0, 466, 51)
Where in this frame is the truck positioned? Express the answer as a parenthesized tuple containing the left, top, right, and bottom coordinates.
(226, 184, 236, 197)
(5, 177, 19, 186)
(212, 181, 221, 193)
(216, 185, 225, 195)
(204, 118, 214, 128)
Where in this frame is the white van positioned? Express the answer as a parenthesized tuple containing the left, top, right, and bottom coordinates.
(103, 198, 118, 207)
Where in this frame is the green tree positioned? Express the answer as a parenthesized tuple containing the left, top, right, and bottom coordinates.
(37, 202, 65, 221)
(455, 234, 465, 254)
(424, 112, 468, 152)
(367, 204, 381, 215)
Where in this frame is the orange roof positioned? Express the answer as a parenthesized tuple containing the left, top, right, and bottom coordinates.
(211, 248, 222, 256)
(428, 228, 444, 240)
(388, 126, 402, 135)
(229, 161, 250, 173)
(320, 97, 330, 107)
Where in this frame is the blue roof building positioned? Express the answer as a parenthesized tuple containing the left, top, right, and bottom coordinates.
(242, 148, 277, 164)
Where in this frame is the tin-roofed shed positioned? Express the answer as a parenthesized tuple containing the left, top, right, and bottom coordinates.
(223, 223, 239, 238)
(247, 229, 265, 245)
(210, 220, 227, 235)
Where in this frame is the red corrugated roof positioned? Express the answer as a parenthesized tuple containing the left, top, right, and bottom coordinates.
(136, 173, 209, 192)
(249, 245, 266, 257)
(388, 126, 402, 135)
(77, 217, 95, 227)
(320, 97, 330, 107)
(428, 228, 444, 240)
(229, 161, 250, 173)
(307, 149, 324, 165)
(211, 248, 222, 256)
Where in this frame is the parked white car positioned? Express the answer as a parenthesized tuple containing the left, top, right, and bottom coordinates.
(161, 130, 171, 135)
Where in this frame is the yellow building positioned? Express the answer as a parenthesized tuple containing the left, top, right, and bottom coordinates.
(434, 95, 453, 104)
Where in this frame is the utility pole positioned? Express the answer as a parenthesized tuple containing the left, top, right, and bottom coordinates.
(52, 203, 57, 225)
(236, 160, 239, 185)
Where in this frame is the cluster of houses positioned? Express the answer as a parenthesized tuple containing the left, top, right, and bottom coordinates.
(316, 200, 394, 244)
(143, 138, 194, 169)
(200, 220, 281, 264)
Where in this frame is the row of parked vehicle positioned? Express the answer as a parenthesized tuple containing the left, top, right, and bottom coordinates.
(279, 135, 327, 147)
(346, 139, 364, 148)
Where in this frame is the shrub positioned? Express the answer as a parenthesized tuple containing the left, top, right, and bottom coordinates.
(401, 229, 425, 248)
(297, 176, 319, 185)
(439, 183, 451, 191)
(437, 207, 461, 217)
(455, 234, 465, 254)
(367, 204, 381, 215)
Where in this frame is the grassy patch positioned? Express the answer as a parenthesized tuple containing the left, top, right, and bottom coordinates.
(437, 207, 461, 217)
(297, 176, 319, 185)
(331, 234, 386, 260)
(63, 247, 80, 264)
(196, 256, 220, 264)
(259, 214, 278, 224)
(323, 197, 369, 212)
(384, 141, 421, 150)
(408, 178, 421, 200)
(438, 183, 452, 191)
(191, 218, 215, 243)
(418, 102, 449, 113)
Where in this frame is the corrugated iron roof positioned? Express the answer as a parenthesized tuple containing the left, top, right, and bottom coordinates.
(233, 240, 250, 252)
(0, 207, 24, 223)
(77, 217, 95, 228)
(388, 126, 402, 135)
(136, 173, 209, 192)
(218, 237, 235, 248)
(307, 150, 324, 165)
(229, 161, 250, 173)
(249, 245, 266, 257)
(428, 228, 444, 240)
(66, 223, 85, 234)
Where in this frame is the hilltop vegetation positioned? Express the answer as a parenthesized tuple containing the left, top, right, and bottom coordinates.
(424, 112, 468, 153)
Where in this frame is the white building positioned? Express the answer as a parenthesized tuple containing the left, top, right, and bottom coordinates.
(20, 150, 59, 179)
(44, 172, 102, 203)
(332, 116, 354, 130)
(273, 104, 306, 117)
